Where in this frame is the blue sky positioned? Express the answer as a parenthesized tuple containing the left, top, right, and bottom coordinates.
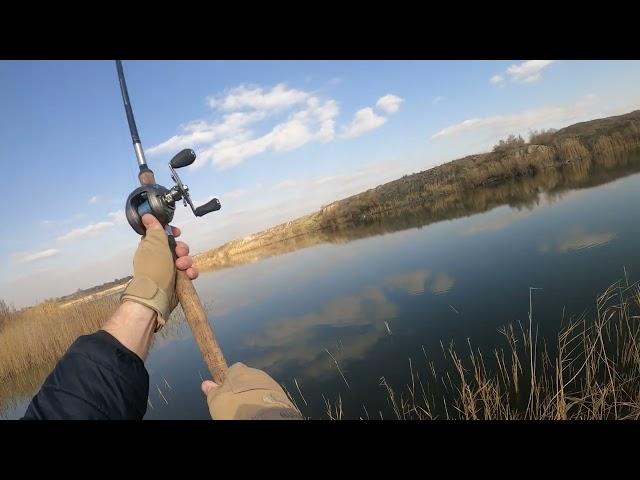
(2, 60, 640, 307)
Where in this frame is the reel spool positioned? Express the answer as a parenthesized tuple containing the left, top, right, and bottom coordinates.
(125, 148, 221, 235)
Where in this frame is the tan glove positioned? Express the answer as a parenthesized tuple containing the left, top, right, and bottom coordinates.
(203, 363, 304, 420)
(120, 215, 177, 332)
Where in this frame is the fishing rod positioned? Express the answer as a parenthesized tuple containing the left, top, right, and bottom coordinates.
(115, 60, 228, 384)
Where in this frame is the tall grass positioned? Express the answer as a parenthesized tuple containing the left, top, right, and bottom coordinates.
(309, 278, 640, 420)
(0, 293, 187, 413)
(0, 296, 119, 411)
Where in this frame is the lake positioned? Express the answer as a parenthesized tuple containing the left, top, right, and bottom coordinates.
(4, 155, 640, 419)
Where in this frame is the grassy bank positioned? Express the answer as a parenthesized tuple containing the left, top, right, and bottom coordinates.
(0, 295, 187, 413)
(0, 296, 119, 412)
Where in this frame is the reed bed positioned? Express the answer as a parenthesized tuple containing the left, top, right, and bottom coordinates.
(0, 294, 187, 413)
(310, 278, 640, 420)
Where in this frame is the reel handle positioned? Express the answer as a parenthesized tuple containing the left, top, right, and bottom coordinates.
(170, 149, 196, 169)
(194, 198, 221, 217)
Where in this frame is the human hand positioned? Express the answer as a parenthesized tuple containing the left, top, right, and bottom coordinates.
(121, 214, 198, 331)
(201, 363, 303, 420)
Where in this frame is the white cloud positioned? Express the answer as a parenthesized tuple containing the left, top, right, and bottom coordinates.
(107, 210, 127, 225)
(264, 159, 414, 212)
(198, 97, 340, 169)
(149, 82, 400, 169)
(375, 94, 403, 114)
(40, 214, 85, 228)
(88, 196, 98, 204)
(147, 111, 266, 157)
(491, 60, 555, 85)
(433, 96, 444, 104)
(207, 83, 308, 111)
(507, 60, 555, 82)
(432, 94, 600, 140)
(522, 73, 541, 83)
(272, 179, 299, 191)
(15, 248, 60, 264)
(150, 92, 339, 170)
(3, 246, 135, 308)
(223, 188, 250, 199)
(341, 107, 387, 139)
(58, 221, 114, 241)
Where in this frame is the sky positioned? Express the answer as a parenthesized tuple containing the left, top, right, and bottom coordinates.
(2, 60, 640, 308)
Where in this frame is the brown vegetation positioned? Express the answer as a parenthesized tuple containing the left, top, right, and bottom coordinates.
(528, 128, 557, 145)
(0, 296, 119, 413)
(0, 294, 187, 414)
(493, 133, 525, 152)
(315, 278, 640, 420)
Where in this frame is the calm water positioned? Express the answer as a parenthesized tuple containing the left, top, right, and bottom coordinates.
(5, 157, 640, 419)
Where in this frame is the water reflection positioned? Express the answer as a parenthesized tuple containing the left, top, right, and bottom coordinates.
(430, 273, 456, 295)
(199, 154, 640, 276)
(239, 266, 457, 380)
(244, 286, 396, 378)
(540, 228, 618, 253)
(382, 270, 430, 295)
(462, 209, 534, 236)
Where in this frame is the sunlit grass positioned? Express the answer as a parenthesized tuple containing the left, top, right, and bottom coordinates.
(0, 294, 187, 414)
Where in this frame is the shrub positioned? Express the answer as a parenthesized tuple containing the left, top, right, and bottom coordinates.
(493, 134, 525, 152)
(529, 128, 557, 145)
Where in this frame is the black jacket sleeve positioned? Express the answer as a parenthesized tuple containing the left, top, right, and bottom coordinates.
(22, 330, 149, 420)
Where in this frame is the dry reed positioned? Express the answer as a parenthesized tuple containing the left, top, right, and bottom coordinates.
(314, 277, 640, 420)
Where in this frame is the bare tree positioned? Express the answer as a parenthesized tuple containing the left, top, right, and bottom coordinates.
(528, 128, 557, 145)
(493, 134, 526, 152)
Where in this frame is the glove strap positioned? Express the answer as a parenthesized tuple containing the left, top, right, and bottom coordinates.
(121, 276, 170, 331)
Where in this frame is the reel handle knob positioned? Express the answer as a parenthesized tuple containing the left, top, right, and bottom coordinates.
(170, 149, 196, 169)
(194, 198, 221, 217)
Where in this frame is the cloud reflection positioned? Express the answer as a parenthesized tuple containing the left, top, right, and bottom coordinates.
(382, 269, 455, 296)
(242, 267, 456, 379)
(540, 228, 617, 253)
(462, 209, 533, 236)
(430, 273, 456, 295)
(244, 286, 397, 378)
(383, 270, 430, 295)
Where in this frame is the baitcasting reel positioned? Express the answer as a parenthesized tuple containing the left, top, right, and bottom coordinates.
(125, 149, 221, 235)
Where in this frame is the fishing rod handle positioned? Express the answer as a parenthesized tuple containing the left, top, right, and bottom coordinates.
(176, 269, 228, 384)
(166, 234, 228, 384)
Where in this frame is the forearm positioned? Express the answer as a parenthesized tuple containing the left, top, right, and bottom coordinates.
(22, 329, 149, 420)
(102, 301, 157, 360)
(22, 212, 201, 420)
(22, 301, 156, 420)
